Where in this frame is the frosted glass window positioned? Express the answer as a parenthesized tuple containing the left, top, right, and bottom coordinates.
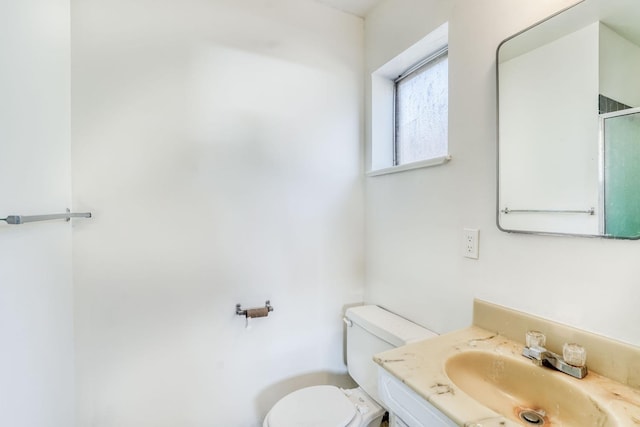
(395, 51, 448, 165)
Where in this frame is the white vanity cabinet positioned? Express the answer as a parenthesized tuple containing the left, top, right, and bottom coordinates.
(378, 367, 457, 427)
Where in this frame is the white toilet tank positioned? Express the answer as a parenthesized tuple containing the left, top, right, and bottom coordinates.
(344, 305, 437, 405)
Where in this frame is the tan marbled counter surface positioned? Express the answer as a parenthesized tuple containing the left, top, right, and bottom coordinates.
(374, 326, 640, 426)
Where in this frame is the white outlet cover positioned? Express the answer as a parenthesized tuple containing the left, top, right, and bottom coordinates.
(463, 228, 479, 259)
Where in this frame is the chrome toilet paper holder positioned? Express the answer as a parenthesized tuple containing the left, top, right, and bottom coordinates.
(236, 300, 274, 318)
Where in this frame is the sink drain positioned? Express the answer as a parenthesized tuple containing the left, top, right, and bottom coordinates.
(518, 409, 545, 425)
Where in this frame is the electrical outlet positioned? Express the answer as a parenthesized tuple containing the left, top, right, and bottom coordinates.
(463, 228, 479, 259)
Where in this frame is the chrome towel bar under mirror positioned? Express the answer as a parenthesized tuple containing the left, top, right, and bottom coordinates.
(501, 207, 595, 215)
(1, 209, 92, 225)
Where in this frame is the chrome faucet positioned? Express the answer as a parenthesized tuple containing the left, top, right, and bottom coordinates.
(522, 331, 588, 379)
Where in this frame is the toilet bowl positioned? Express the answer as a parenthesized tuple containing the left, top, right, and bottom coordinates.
(263, 305, 437, 427)
(263, 385, 384, 427)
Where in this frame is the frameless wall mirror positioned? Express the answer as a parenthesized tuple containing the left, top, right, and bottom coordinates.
(497, 0, 640, 239)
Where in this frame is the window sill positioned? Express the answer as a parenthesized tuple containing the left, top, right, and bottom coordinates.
(366, 155, 451, 177)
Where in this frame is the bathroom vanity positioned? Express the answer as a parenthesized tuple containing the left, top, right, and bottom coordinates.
(375, 300, 640, 426)
(378, 367, 456, 427)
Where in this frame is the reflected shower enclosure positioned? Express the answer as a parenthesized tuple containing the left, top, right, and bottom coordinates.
(601, 108, 640, 237)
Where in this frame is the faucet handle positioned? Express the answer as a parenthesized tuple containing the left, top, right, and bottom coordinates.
(563, 343, 587, 367)
(526, 330, 546, 348)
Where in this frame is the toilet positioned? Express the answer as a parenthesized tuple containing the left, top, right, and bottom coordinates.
(263, 305, 437, 427)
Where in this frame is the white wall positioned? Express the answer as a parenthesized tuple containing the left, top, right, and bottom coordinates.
(0, 1, 74, 426)
(499, 23, 600, 235)
(600, 23, 640, 108)
(364, 0, 640, 346)
(70, 0, 363, 425)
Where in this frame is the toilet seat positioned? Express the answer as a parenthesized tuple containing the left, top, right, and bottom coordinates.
(264, 385, 382, 427)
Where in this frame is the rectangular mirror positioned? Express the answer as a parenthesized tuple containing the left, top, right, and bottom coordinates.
(497, 0, 640, 239)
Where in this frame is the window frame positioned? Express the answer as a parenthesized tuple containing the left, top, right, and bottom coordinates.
(393, 46, 449, 167)
(367, 22, 450, 177)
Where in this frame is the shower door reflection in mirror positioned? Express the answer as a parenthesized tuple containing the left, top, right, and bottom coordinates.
(602, 108, 640, 238)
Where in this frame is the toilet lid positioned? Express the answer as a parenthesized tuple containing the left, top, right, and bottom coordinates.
(267, 385, 356, 427)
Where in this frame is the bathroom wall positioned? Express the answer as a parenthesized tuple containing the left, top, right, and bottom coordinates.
(70, 0, 363, 425)
(0, 1, 74, 426)
(364, 0, 640, 346)
(600, 23, 640, 108)
(499, 22, 600, 235)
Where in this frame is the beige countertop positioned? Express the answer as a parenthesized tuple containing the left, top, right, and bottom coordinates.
(374, 325, 640, 426)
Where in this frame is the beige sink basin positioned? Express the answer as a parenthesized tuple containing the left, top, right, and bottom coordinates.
(445, 350, 615, 426)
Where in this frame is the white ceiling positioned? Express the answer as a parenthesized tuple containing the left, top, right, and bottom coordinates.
(314, 0, 383, 17)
